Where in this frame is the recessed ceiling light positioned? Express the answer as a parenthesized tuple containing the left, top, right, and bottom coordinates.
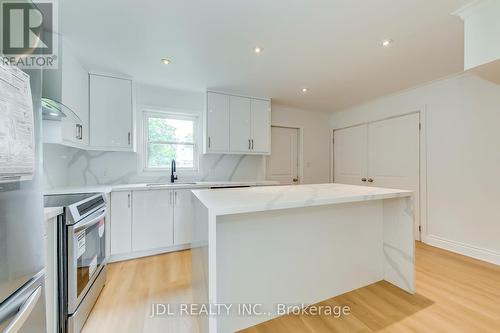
(381, 39, 393, 47)
(253, 46, 262, 54)
(161, 58, 171, 65)
(301, 87, 308, 93)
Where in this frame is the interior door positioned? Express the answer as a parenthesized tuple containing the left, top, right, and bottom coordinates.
(229, 96, 252, 152)
(333, 124, 368, 185)
(367, 113, 420, 239)
(266, 127, 299, 184)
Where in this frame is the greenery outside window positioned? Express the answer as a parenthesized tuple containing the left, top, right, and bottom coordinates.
(143, 111, 197, 170)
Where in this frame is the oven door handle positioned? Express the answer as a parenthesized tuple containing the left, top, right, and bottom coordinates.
(73, 208, 107, 233)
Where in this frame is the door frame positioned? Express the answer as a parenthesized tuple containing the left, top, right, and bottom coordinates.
(267, 125, 304, 184)
(330, 108, 428, 241)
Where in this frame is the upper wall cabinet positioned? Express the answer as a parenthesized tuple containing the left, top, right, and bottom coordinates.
(42, 36, 89, 148)
(250, 98, 271, 153)
(204, 91, 271, 155)
(205, 92, 230, 152)
(455, 0, 500, 84)
(229, 95, 252, 153)
(89, 74, 134, 151)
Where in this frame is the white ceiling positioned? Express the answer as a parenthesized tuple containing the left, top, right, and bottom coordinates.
(60, 0, 471, 112)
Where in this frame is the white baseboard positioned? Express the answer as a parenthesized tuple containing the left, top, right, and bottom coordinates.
(423, 234, 500, 266)
(108, 243, 191, 263)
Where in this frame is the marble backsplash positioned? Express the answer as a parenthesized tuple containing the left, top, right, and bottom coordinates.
(43, 144, 266, 189)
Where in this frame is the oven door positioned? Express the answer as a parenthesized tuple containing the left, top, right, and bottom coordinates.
(67, 207, 107, 314)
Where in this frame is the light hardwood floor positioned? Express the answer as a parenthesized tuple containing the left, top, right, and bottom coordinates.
(82, 242, 500, 333)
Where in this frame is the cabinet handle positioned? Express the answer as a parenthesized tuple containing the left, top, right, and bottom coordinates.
(367, 178, 374, 183)
(248, 139, 251, 150)
(75, 124, 83, 140)
(251, 139, 254, 150)
(361, 178, 367, 182)
(208, 136, 211, 148)
(128, 132, 131, 145)
(169, 191, 172, 205)
(174, 191, 177, 205)
(127, 193, 131, 208)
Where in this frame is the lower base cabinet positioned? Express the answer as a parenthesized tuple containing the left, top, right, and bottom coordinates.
(132, 190, 174, 251)
(110, 191, 132, 255)
(173, 189, 193, 245)
(109, 189, 193, 260)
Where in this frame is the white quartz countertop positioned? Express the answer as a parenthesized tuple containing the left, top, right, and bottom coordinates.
(44, 181, 279, 195)
(192, 183, 413, 215)
(44, 207, 63, 220)
(44, 185, 114, 195)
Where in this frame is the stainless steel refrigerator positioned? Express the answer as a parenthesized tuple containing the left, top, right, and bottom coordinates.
(0, 65, 47, 332)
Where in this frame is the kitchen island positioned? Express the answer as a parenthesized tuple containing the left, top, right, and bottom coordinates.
(191, 183, 415, 333)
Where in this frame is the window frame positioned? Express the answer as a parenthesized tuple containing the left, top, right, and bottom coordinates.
(142, 110, 199, 172)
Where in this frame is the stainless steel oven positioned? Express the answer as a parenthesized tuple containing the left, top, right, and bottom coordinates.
(45, 193, 107, 333)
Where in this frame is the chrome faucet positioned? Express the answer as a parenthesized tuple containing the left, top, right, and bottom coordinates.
(170, 159, 178, 183)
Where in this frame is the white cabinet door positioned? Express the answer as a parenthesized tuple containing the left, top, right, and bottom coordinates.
(251, 99, 271, 153)
(132, 190, 174, 252)
(229, 96, 252, 152)
(367, 113, 420, 238)
(89, 74, 133, 151)
(173, 189, 194, 245)
(206, 92, 230, 152)
(110, 191, 132, 255)
(333, 124, 368, 186)
(60, 42, 89, 146)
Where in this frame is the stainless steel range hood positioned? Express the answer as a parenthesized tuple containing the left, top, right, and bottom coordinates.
(41, 98, 72, 121)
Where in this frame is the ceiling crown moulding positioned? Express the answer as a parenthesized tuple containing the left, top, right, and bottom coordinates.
(452, 0, 491, 19)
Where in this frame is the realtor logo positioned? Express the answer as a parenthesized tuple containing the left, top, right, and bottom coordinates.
(1, 0, 58, 68)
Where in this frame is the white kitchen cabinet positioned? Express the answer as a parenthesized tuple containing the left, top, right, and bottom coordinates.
(89, 74, 134, 151)
(132, 190, 174, 251)
(110, 191, 132, 255)
(108, 184, 270, 262)
(173, 189, 194, 245)
(250, 98, 271, 153)
(60, 44, 89, 146)
(206, 92, 230, 152)
(42, 37, 89, 147)
(205, 91, 271, 154)
(229, 96, 252, 152)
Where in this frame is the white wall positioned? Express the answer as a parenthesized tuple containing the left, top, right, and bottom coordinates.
(330, 74, 500, 264)
(43, 84, 332, 189)
(272, 105, 332, 184)
(43, 83, 266, 188)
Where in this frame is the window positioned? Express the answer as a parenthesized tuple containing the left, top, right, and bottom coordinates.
(144, 112, 197, 170)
